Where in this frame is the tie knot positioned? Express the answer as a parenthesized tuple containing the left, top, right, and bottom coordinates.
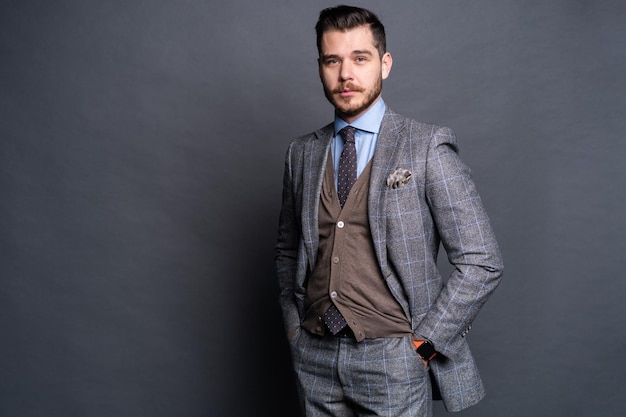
(339, 126, 357, 144)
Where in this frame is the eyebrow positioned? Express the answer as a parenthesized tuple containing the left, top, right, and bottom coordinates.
(321, 50, 374, 60)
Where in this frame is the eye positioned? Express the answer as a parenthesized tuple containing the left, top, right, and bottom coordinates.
(355, 56, 367, 63)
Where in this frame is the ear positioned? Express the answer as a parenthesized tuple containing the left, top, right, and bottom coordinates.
(381, 52, 393, 80)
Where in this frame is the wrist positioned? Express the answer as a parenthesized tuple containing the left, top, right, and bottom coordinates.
(412, 339, 437, 361)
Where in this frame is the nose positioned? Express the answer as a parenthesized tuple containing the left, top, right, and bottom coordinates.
(340, 61, 353, 81)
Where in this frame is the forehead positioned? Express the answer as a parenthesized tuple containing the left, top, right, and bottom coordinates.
(319, 25, 377, 56)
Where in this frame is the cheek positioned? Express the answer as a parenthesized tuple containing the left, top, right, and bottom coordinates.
(320, 72, 337, 90)
(320, 68, 335, 80)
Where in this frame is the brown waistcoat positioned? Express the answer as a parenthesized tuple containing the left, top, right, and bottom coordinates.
(302, 151, 412, 342)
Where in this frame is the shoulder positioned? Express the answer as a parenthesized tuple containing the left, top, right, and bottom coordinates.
(282, 122, 333, 165)
(288, 123, 333, 148)
(384, 108, 458, 146)
(384, 108, 452, 135)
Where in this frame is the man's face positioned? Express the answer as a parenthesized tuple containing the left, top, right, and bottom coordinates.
(318, 25, 392, 123)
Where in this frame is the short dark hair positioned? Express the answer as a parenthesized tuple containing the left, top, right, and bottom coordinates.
(315, 5, 386, 59)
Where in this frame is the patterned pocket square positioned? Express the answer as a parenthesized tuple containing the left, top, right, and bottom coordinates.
(386, 168, 412, 189)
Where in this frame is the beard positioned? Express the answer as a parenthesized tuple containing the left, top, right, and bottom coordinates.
(323, 77, 383, 120)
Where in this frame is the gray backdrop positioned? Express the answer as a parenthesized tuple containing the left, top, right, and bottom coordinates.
(1, 1, 625, 416)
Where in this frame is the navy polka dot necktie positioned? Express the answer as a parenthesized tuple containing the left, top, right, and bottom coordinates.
(322, 126, 357, 335)
(323, 303, 347, 335)
(337, 126, 357, 208)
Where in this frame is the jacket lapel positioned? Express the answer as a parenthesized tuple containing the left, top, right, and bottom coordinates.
(368, 109, 407, 269)
(302, 124, 334, 269)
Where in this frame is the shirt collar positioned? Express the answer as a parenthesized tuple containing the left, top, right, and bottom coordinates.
(334, 97, 386, 135)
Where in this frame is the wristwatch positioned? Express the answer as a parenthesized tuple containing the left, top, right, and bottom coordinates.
(412, 339, 437, 361)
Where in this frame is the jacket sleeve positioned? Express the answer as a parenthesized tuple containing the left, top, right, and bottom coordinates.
(415, 126, 504, 358)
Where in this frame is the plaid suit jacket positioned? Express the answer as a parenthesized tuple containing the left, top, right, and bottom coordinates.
(275, 108, 504, 412)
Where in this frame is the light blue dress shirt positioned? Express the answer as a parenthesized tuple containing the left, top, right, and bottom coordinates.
(332, 98, 386, 188)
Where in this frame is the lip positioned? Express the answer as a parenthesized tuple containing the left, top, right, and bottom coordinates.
(339, 89, 356, 97)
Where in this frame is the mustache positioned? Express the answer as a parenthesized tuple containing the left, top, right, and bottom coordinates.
(331, 83, 365, 94)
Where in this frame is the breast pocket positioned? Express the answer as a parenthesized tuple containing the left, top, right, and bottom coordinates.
(384, 182, 422, 215)
(382, 183, 433, 253)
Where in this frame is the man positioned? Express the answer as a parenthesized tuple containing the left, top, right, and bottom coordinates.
(275, 5, 503, 416)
